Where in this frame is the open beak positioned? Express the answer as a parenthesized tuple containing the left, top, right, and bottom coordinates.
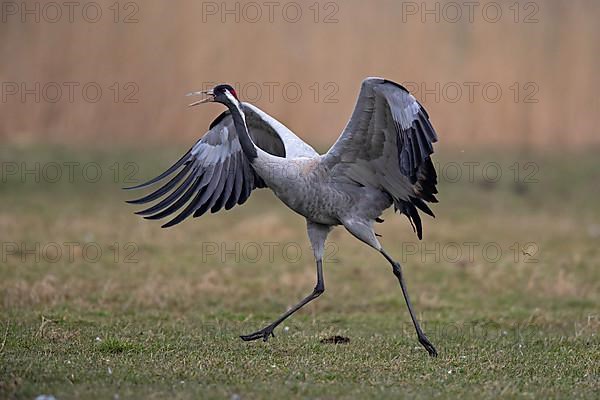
(186, 90, 214, 107)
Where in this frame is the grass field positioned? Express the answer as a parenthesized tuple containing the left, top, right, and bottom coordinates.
(1, 144, 599, 399)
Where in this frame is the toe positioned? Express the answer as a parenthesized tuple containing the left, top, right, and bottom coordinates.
(419, 336, 438, 357)
(240, 333, 260, 341)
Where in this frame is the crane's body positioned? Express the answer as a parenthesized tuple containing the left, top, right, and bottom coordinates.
(126, 78, 440, 356)
(250, 153, 379, 225)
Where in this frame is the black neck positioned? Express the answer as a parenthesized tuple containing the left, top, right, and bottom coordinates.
(225, 101, 258, 161)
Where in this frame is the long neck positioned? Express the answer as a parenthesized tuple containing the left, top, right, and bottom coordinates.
(225, 98, 258, 161)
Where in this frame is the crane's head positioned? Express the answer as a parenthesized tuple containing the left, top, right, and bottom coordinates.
(187, 84, 239, 107)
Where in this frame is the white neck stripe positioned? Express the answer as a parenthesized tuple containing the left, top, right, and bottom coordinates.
(224, 91, 245, 123)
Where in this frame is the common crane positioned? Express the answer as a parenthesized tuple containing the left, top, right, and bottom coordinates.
(126, 78, 440, 356)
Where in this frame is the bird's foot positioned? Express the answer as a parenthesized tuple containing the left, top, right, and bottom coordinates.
(418, 334, 438, 357)
(240, 325, 276, 342)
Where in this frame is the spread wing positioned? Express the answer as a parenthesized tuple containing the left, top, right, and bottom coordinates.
(124, 110, 285, 228)
(321, 77, 439, 238)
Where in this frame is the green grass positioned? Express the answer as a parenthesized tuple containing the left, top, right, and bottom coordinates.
(1, 144, 599, 399)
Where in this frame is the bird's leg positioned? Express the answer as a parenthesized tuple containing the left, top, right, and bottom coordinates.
(381, 249, 438, 357)
(241, 221, 330, 342)
(240, 259, 324, 342)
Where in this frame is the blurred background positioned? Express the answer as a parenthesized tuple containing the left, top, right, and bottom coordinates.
(1, 1, 599, 397)
(1, 0, 599, 149)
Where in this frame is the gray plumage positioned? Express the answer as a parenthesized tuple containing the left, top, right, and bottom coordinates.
(125, 78, 440, 356)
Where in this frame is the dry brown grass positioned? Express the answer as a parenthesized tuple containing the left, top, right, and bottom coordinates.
(2, 191, 598, 312)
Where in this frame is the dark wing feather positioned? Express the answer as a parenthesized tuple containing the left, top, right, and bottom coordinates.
(134, 162, 201, 216)
(126, 162, 194, 205)
(224, 153, 245, 210)
(211, 155, 236, 212)
(125, 111, 281, 228)
(124, 150, 191, 190)
(146, 174, 205, 222)
(322, 77, 439, 238)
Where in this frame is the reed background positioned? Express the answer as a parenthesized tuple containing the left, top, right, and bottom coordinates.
(1, 0, 599, 150)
